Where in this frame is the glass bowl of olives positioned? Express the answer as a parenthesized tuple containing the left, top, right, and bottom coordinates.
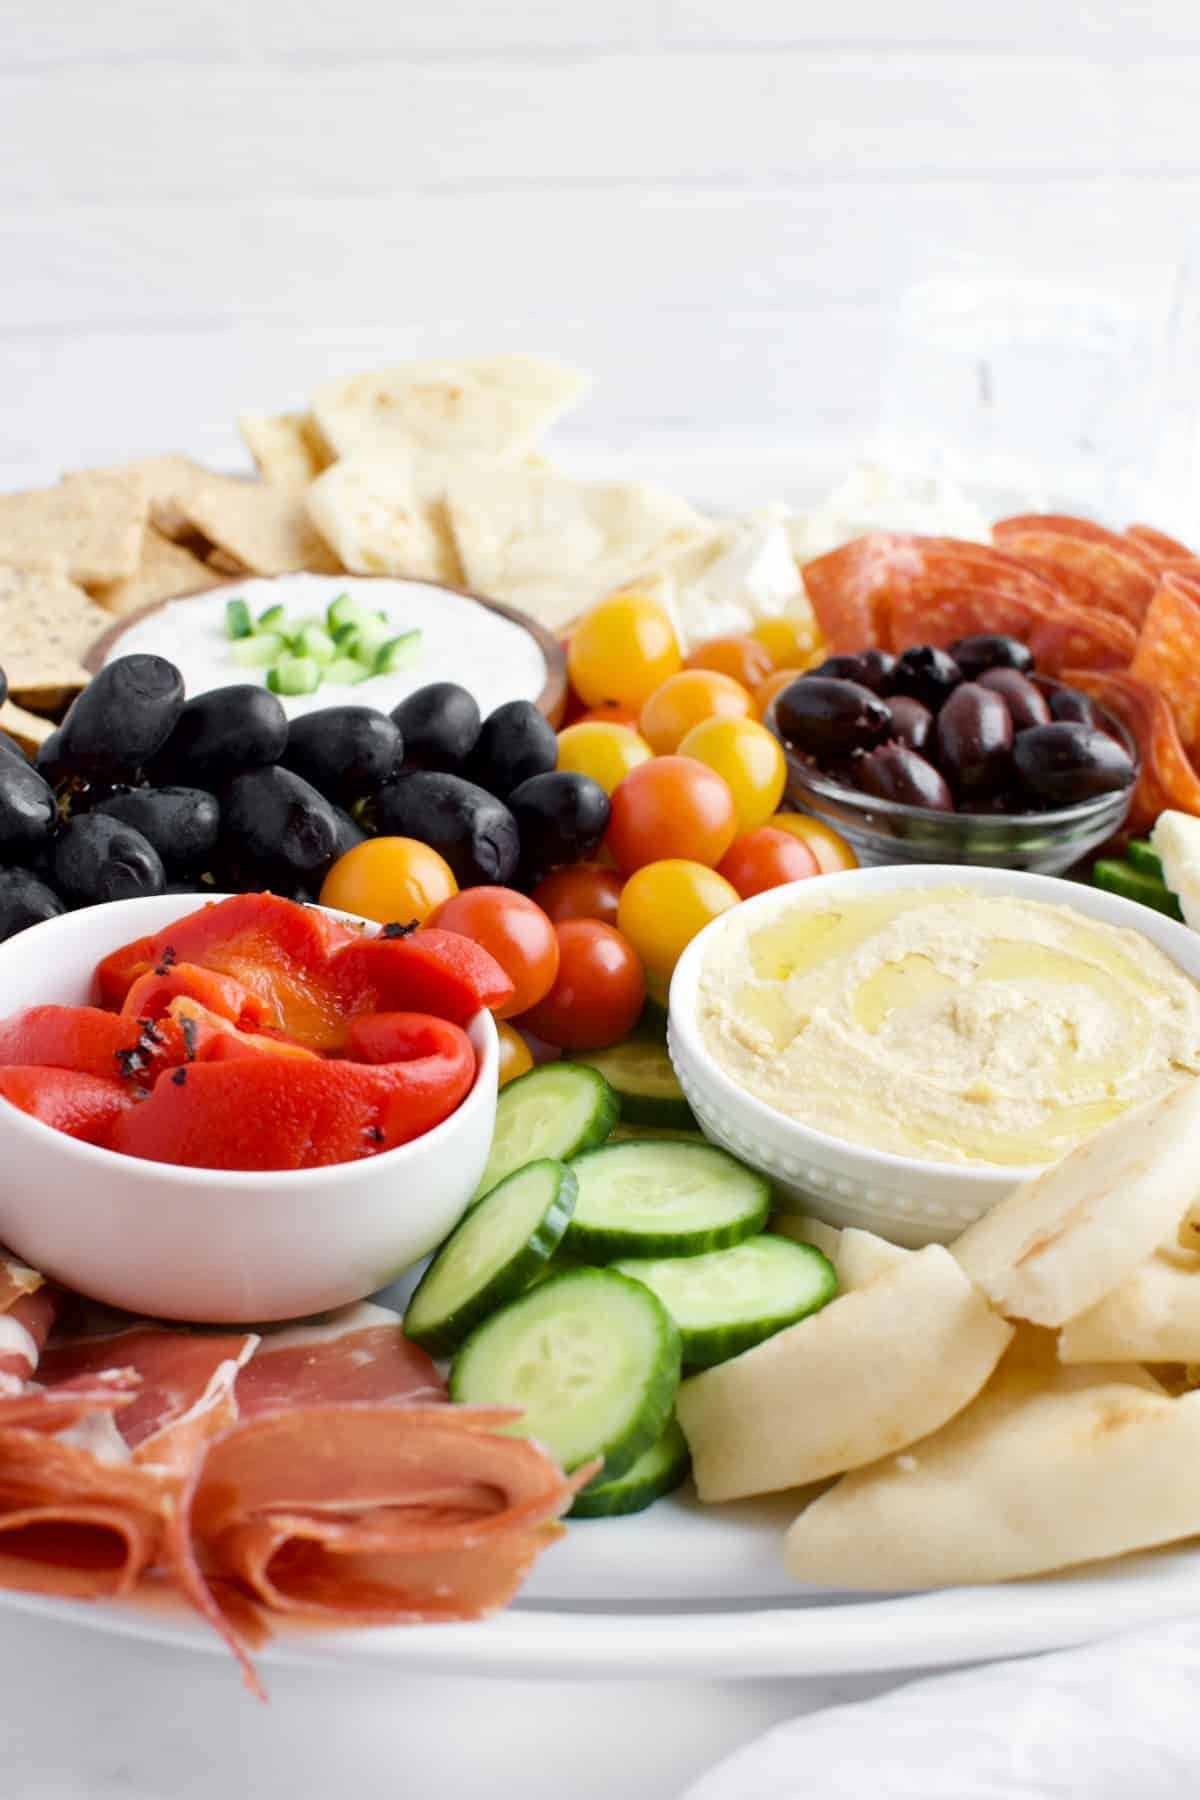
(766, 635, 1139, 874)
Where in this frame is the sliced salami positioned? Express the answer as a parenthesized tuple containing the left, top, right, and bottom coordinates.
(995, 527, 1157, 627)
(995, 514, 1161, 573)
(1126, 524, 1197, 566)
(1028, 604, 1138, 675)
(1130, 572, 1200, 763)
(1062, 669, 1200, 835)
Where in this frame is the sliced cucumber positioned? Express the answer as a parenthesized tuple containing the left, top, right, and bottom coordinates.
(295, 624, 337, 666)
(1126, 838, 1164, 878)
(569, 1039, 695, 1129)
(474, 1063, 618, 1201)
(257, 602, 288, 633)
(564, 1139, 770, 1261)
(374, 630, 422, 675)
(449, 1267, 681, 1480)
(327, 592, 371, 633)
(404, 1159, 577, 1355)
(613, 1234, 837, 1369)
(224, 597, 252, 640)
(230, 632, 285, 668)
(325, 656, 371, 687)
(569, 1414, 690, 1518)
(1093, 858, 1183, 920)
(267, 654, 322, 697)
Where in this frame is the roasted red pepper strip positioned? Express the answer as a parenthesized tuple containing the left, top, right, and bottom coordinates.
(120, 963, 270, 1032)
(0, 1067, 136, 1145)
(0, 1005, 185, 1086)
(330, 929, 513, 1031)
(167, 998, 321, 1065)
(109, 1023, 475, 1171)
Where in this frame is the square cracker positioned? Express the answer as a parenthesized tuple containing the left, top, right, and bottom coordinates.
(164, 472, 341, 576)
(0, 470, 148, 586)
(93, 527, 227, 617)
(238, 412, 331, 488)
(96, 454, 232, 542)
(0, 562, 112, 704)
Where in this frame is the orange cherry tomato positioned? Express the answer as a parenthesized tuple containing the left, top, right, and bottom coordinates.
(426, 887, 560, 1020)
(319, 837, 457, 926)
(520, 920, 645, 1050)
(717, 827, 821, 899)
(617, 859, 740, 993)
(638, 669, 751, 756)
(556, 721, 654, 795)
(772, 812, 859, 873)
(750, 616, 825, 669)
(567, 593, 682, 710)
(572, 702, 643, 729)
(606, 755, 738, 874)
(676, 716, 786, 833)
(530, 863, 623, 927)
(684, 634, 774, 691)
(752, 667, 806, 722)
(496, 1019, 534, 1087)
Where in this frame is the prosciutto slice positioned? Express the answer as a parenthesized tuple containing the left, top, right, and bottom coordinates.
(0, 1255, 58, 1390)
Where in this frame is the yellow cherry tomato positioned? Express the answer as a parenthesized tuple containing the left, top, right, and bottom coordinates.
(617, 858, 739, 992)
(567, 592, 682, 710)
(319, 836, 458, 925)
(638, 668, 752, 755)
(752, 667, 805, 723)
(555, 721, 654, 795)
(496, 1020, 534, 1088)
(676, 716, 786, 833)
(772, 812, 859, 873)
(750, 614, 825, 669)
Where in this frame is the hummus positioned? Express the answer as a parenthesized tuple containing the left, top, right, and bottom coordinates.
(696, 886, 1200, 1167)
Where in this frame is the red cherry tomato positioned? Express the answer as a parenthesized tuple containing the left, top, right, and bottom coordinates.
(530, 863, 623, 927)
(426, 887, 559, 1020)
(716, 827, 821, 899)
(520, 920, 645, 1050)
(606, 755, 738, 873)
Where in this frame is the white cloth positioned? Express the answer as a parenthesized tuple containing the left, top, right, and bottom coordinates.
(682, 1619, 1200, 1799)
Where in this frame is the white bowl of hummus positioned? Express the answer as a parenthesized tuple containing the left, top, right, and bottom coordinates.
(668, 864, 1200, 1247)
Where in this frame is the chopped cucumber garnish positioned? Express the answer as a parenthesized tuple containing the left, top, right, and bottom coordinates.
(325, 656, 371, 686)
(257, 603, 287, 632)
(613, 1234, 837, 1368)
(569, 1415, 691, 1517)
(267, 654, 322, 697)
(327, 592, 371, 633)
(404, 1160, 577, 1355)
(450, 1267, 681, 1480)
(224, 598, 252, 640)
(230, 632, 286, 668)
(564, 1139, 770, 1260)
(295, 624, 337, 665)
(474, 1063, 618, 1202)
(569, 1039, 694, 1130)
(374, 630, 423, 674)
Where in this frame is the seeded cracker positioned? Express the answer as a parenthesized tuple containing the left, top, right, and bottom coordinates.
(167, 472, 342, 576)
(0, 563, 112, 705)
(93, 526, 226, 617)
(0, 470, 148, 586)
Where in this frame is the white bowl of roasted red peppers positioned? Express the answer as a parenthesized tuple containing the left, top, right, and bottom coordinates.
(768, 635, 1138, 873)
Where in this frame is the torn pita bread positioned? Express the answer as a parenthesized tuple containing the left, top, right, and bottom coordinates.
(783, 1332, 1200, 1588)
(0, 698, 55, 751)
(446, 463, 710, 631)
(311, 354, 586, 461)
(675, 1245, 1012, 1502)
(836, 1228, 911, 1292)
(1058, 1244, 1200, 1364)
(0, 471, 148, 586)
(769, 1212, 842, 1264)
(91, 527, 226, 617)
(305, 455, 463, 585)
(952, 1080, 1200, 1327)
(238, 412, 331, 488)
(1182, 1205, 1200, 1253)
(165, 473, 340, 576)
(0, 563, 112, 703)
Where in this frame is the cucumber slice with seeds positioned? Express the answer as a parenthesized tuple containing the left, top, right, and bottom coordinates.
(449, 1267, 681, 1480)
(613, 1234, 837, 1369)
(404, 1159, 576, 1355)
(569, 1414, 691, 1517)
(474, 1063, 618, 1202)
(569, 1039, 694, 1129)
(564, 1139, 770, 1261)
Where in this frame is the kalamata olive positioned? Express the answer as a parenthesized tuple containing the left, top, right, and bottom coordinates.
(775, 678, 891, 758)
(1047, 686, 1098, 728)
(374, 771, 520, 887)
(468, 700, 559, 799)
(890, 645, 964, 711)
(92, 786, 220, 876)
(855, 744, 955, 812)
(885, 695, 934, 755)
(59, 655, 185, 775)
(977, 668, 1051, 731)
(1012, 723, 1135, 806)
(936, 683, 1014, 797)
(947, 635, 1035, 679)
(0, 867, 64, 942)
(152, 685, 289, 789)
(808, 649, 896, 694)
(51, 815, 166, 906)
(282, 705, 401, 805)
(220, 767, 340, 887)
(391, 683, 481, 773)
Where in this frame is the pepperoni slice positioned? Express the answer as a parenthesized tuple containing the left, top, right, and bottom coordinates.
(1027, 604, 1138, 675)
(1063, 668, 1200, 835)
(994, 527, 1157, 627)
(886, 583, 1040, 653)
(1126, 524, 1196, 566)
(1129, 572, 1200, 763)
(995, 514, 1161, 573)
(801, 534, 923, 651)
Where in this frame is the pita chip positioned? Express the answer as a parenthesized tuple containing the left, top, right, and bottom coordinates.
(769, 1212, 842, 1265)
(836, 1227, 911, 1293)
(0, 698, 55, 752)
(0, 470, 148, 586)
(1058, 1243, 1200, 1364)
(305, 455, 464, 585)
(952, 1080, 1200, 1327)
(238, 412, 331, 488)
(311, 354, 586, 460)
(0, 563, 112, 704)
(675, 1245, 1012, 1502)
(92, 527, 226, 617)
(783, 1333, 1200, 1588)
